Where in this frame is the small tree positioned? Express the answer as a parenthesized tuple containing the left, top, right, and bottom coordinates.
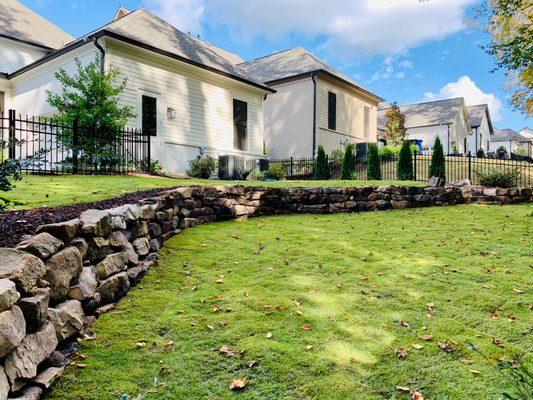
(47, 55, 135, 165)
(397, 140, 413, 180)
(0, 141, 21, 211)
(341, 143, 356, 179)
(385, 103, 407, 146)
(367, 144, 381, 180)
(429, 137, 446, 181)
(314, 145, 330, 180)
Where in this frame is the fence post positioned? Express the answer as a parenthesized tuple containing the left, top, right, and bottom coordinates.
(290, 157, 293, 179)
(72, 119, 79, 174)
(468, 151, 472, 182)
(8, 109, 15, 159)
(413, 150, 417, 181)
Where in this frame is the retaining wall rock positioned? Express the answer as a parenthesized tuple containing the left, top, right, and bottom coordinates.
(0, 183, 530, 398)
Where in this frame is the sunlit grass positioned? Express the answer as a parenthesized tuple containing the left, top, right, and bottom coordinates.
(46, 204, 532, 400)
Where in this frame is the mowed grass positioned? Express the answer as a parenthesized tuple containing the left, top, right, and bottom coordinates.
(5, 174, 423, 210)
(46, 204, 532, 400)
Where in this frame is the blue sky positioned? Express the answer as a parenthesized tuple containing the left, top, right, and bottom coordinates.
(23, 0, 530, 131)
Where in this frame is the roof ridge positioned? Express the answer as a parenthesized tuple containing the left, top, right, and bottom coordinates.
(239, 47, 303, 65)
(396, 97, 465, 109)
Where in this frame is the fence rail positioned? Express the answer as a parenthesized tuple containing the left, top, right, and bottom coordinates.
(270, 152, 533, 187)
(1, 110, 151, 174)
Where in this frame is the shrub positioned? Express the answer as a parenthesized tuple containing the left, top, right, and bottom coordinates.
(266, 163, 286, 180)
(515, 148, 527, 156)
(0, 139, 23, 211)
(187, 156, 217, 178)
(330, 148, 344, 165)
(429, 137, 446, 182)
(476, 149, 485, 158)
(477, 169, 519, 188)
(314, 145, 330, 180)
(497, 145, 508, 159)
(397, 141, 414, 180)
(367, 144, 381, 180)
(341, 143, 355, 179)
(379, 145, 398, 159)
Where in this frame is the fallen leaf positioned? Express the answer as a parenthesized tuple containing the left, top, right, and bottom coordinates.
(470, 369, 481, 375)
(396, 347, 409, 359)
(219, 345, 234, 357)
(400, 321, 410, 328)
(295, 310, 303, 316)
(411, 391, 424, 400)
(206, 325, 214, 331)
(411, 343, 424, 350)
(163, 341, 174, 351)
(219, 319, 228, 327)
(266, 331, 272, 339)
(461, 359, 474, 365)
(488, 313, 499, 319)
(216, 279, 224, 284)
(482, 284, 492, 289)
(76, 363, 87, 369)
(229, 377, 247, 390)
(396, 386, 410, 393)
(437, 342, 454, 353)
(306, 345, 314, 350)
(512, 288, 525, 294)
(300, 323, 312, 331)
(491, 337, 504, 347)
(136, 341, 146, 349)
(418, 334, 433, 341)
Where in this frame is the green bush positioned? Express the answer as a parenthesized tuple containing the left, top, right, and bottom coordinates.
(341, 143, 356, 179)
(497, 145, 508, 159)
(429, 137, 446, 181)
(477, 169, 519, 188)
(187, 156, 217, 179)
(379, 145, 399, 158)
(314, 145, 331, 180)
(397, 141, 414, 180)
(266, 163, 286, 180)
(367, 144, 381, 180)
(476, 149, 485, 158)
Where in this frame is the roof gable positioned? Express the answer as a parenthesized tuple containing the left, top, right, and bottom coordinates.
(466, 104, 494, 134)
(0, 0, 74, 49)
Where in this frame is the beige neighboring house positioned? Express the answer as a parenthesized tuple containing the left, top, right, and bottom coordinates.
(490, 128, 532, 157)
(466, 104, 494, 154)
(377, 98, 471, 155)
(239, 48, 383, 159)
(1, 3, 274, 173)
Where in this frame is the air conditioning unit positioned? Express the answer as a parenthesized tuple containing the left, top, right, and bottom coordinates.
(218, 155, 245, 180)
(356, 142, 370, 158)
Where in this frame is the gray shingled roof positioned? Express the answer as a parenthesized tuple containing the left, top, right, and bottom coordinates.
(466, 104, 494, 134)
(377, 98, 465, 130)
(492, 128, 530, 143)
(0, 0, 74, 49)
(238, 47, 381, 100)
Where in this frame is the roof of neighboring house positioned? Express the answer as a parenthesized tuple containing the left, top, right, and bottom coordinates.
(378, 102, 392, 111)
(8, 8, 274, 92)
(0, 0, 74, 49)
(466, 104, 494, 134)
(238, 47, 382, 101)
(519, 127, 533, 140)
(377, 98, 465, 130)
(492, 128, 530, 143)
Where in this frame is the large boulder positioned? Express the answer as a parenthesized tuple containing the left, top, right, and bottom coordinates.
(17, 288, 49, 333)
(0, 249, 46, 295)
(4, 321, 58, 390)
(429, 176, 445, 187)
(7, 386, 42, 400)
(80, 209, 111, 237)
(32, 366, 65, 389)
(0, 279, 19, 313)
(108, 204, 142, 222)
(69, 237, 88, 259)
(68, 267, 98, 301)
(0, 366, 8, 400)
(16, 233, 63, 260)
(44, 247, 82, 303)
(132, 237, 150, 257)
(95, 253, 126, 280)
(48, 300, 84, 342)
(85, 237, 110, 264)
(97, 272, 130, 304)
(0, 306, 26, 358)
(36, 219, 80, 243)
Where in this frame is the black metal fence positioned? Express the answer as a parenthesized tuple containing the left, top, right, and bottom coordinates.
(270, 152, 533, 187)
(0, 110, 151, 174)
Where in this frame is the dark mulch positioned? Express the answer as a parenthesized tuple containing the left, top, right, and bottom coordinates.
(0, 187, 178, 248)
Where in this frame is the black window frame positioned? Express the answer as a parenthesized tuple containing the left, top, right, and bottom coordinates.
(233, 99, 248, 151)
(142, 95, 157, 137)
(328, 91, 337, 131)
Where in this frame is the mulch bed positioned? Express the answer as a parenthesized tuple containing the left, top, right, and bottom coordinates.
(0, 187, 178, 248)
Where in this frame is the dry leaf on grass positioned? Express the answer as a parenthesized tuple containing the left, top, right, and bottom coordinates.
(411, 343, 424, 350)
(396, 386, 410, 393)
(163, 341, 174, 351)
(396, 347, 409, 359)
(266, 331, 273, 339)
(411, 391, 424, 400)
(438, 342, 454, 353)
(300, 323, 312, 331)
(418, 334, 433, 341)
(229, 377, 247, 390)
(461, 359, 474, 365)
(219, 345, 235, 357)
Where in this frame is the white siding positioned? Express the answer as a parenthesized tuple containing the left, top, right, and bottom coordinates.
(263, 78, 314, 159)
(0, 37, 48, 74)
(406, 125, 449, 153)
(468, 113, 492, 155)
(106, 40, 265, 173)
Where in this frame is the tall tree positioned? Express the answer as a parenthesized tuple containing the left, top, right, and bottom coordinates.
(478, 0, 532, 114)
(429, 137, 446, 182)
(384, 103, 407, 146)
(314, 145, 330, 180)
(367, 144, 382, 180)
(341, 143, 356, 179)
(397, 140, 414, 180)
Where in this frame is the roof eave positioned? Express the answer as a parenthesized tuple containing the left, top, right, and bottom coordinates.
(0, 33, 55, 51)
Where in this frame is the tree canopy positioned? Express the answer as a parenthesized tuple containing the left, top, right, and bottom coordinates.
(384, 104, 407, 146)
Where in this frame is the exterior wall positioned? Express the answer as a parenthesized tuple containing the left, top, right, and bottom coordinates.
(405, 125, 449, 153)
(468, 115, 492, 155)
(0, 37, 48, 74)
(316, 76, 378, 155)
(106, 40, 266, 173)
(489, 139, 531, 156)
(263, 78, 314, 159)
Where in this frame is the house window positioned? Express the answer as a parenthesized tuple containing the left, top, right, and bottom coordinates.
(364, 106, 370, 138)
(328, 92, 336, 131)
(233, 99, 248, 151)
(142, 95, 157, 136)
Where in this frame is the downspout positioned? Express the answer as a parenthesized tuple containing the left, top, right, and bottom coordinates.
(447, 124, 451, 155)
(311, 72, 317, 160)
(474, 126, 478, 154)
(93, 37, 105, 73)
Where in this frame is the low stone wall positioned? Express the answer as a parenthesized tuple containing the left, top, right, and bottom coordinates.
(0, 184, 531, 399)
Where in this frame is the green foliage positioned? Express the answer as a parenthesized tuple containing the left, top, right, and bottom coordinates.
(429, 137, 446, 181)
(187, 156, 217, 178)
(476, 148, 486, 158)
(0, 144, 22, 211)
(340, 143, 355, 179)
(379, 144, 418, 159)
(497, 145, 509, 159)
(384, 103, 407, 146)
(451, 144, 460, 155)
(329, 148, 344, 165)
(396, 141, 414, 180)
(367, 144, 381, 180)
(314, 145, 331, 180)
(46, 55, 135, 164)
(514, 148, 527, 156)
(477, 169, 520, 188)
(265, 163, 286, 180)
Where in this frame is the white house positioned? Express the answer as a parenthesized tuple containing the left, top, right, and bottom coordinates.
(490, 128, 532, 157)
(377, 98, 472, 155)
(239, 48, 383, 159)
(466, 104, 494, 154)
(1, 3, 274, 173)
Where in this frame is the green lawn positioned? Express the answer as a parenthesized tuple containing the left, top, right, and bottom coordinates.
(47, 204, 532, 400)
(5, 174, 423, 210)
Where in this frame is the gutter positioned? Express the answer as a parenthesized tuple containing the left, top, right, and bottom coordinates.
(0, 33, 55, 51)
(311, 72, 317, 160)
(92, 38, 105, 73)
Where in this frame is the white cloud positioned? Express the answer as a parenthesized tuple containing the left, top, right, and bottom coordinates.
(143, 0, 205, 35)
(423, 76, 503, 121)
(143, 0, 475, 58)
(367, 55, 413, 83)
